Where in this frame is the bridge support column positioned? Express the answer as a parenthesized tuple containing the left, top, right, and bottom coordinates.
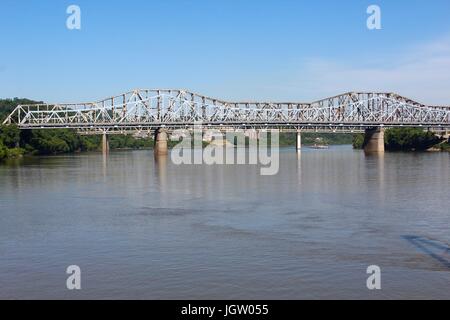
(102, 133, 110, 154)
(363, 127, 385, 154)
(154, 128, 168, 156)
(296, 131, 302, 151)
(247, 129, 258, 141)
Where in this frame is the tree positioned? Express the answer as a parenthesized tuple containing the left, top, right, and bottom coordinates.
(0, 140, 7, 160)
(385, 128, 441, 151)
(352, 134, 365, 149)
(0, 98, 43, 122)
(0, 125, 21, 148)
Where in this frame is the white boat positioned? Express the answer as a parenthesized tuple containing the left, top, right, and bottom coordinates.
(309, 144, 329, 150)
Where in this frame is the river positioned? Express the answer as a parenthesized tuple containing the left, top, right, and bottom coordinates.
(0, 146, 449, 299)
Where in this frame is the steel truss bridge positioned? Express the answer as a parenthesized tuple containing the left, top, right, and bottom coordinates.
(3, 89, 450, 134)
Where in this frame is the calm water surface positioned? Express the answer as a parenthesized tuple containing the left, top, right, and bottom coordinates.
(0, 146, 449, 299)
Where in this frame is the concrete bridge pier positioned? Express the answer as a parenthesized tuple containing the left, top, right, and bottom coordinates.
(102, 133, 110, 154)
(154, 128, 169, 156)
(363, 127, 385, 154)
(296, 131, 302, 151)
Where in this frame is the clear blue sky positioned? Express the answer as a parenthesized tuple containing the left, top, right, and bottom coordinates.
(1, 0, 450, 104)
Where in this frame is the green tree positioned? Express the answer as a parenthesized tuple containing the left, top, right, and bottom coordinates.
(0, 125, 21, 148)
(25, 130, 73, 154)
(352, 134, 364, 149)
(0, 140, 7, 160)
(0, 98, 43, 122)
(440, 141, 450, 152)
(385, 128, 441, 151)
(80, 135, 101, 151)
(352, 128, 442, 151)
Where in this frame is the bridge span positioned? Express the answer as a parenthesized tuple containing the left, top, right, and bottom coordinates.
(3, 89, 450, 154)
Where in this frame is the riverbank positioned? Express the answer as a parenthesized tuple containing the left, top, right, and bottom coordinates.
(352, 128, 449, 152)
(2, 99, 449, 161)
(440, 141, 450, 151)
(1, 128, 449, 162)
(0, 124, 156, 161)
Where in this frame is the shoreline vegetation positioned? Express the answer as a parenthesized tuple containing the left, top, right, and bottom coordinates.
(1, 98, 449, 161)
(352, 128, 449, 152)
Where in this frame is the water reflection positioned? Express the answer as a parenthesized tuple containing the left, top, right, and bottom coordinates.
(296, 150, 302, 185)
(154, 153, 168, 194)
(0, 146, 449, 299)
(102, 152, 108, 177)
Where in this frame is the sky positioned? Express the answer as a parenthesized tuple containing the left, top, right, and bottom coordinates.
(0, 0, 450, 105)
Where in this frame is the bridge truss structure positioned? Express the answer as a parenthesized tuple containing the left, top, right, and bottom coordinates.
(3, 89, 450, 134)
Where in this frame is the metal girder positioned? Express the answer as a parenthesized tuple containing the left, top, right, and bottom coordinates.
(3, 90, 450, 133)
